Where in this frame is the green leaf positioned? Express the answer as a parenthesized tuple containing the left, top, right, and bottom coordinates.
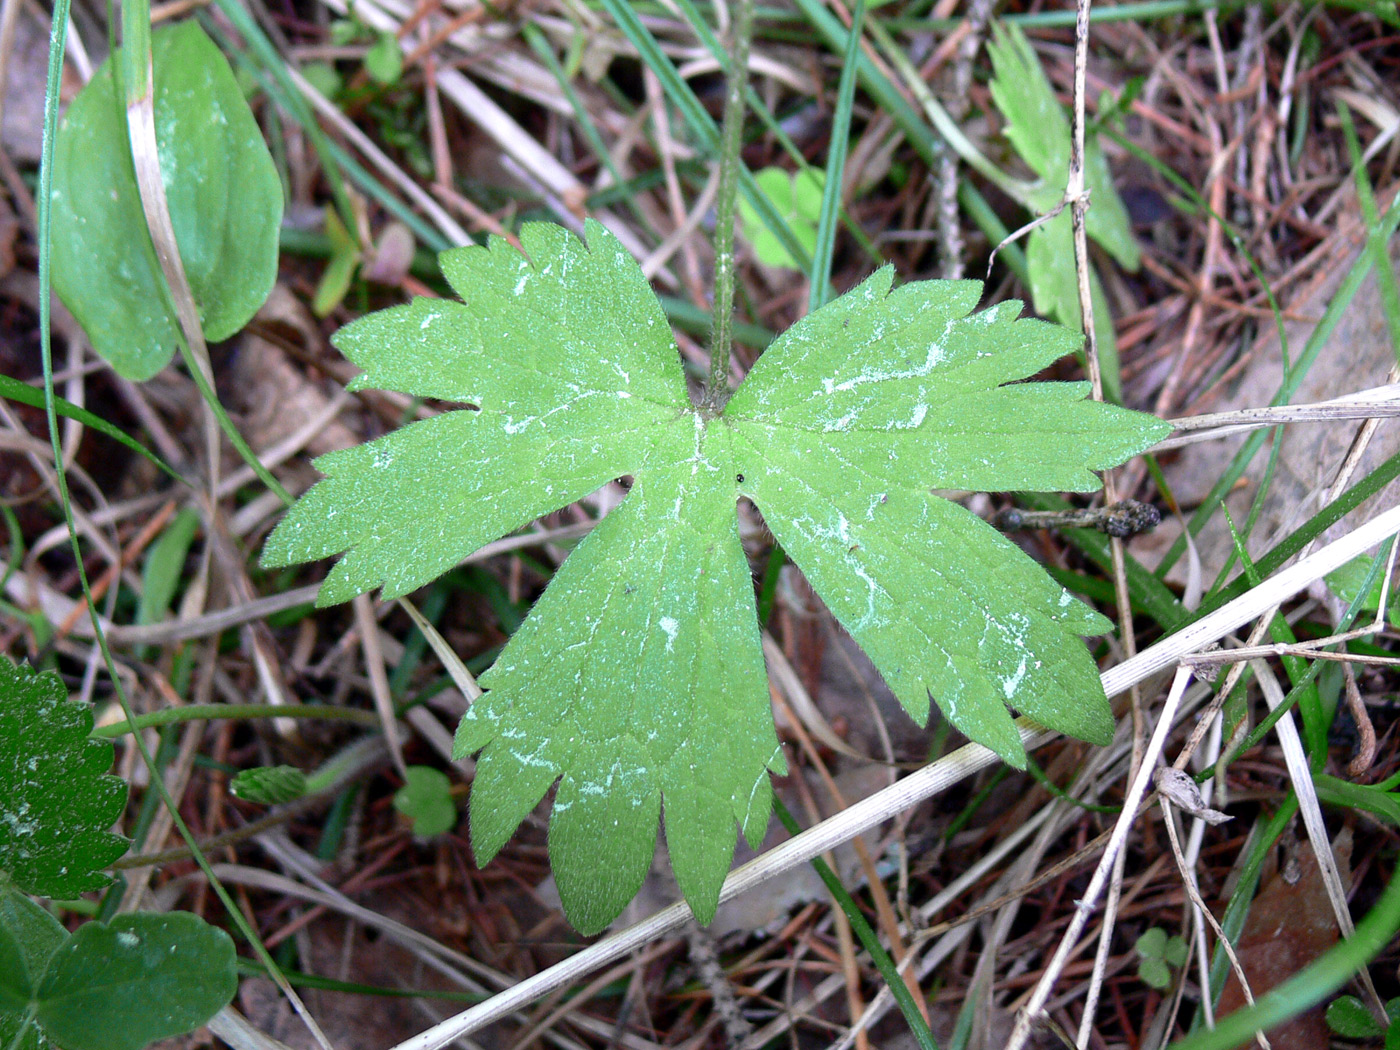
(0, 889, 69, 1050)
(137, 508, 201, 631)
(0, 888, 66, 981)
(0, 658, 128, 898)
(264, 220, 1166, 932)
(986, 21, 1139, 272)
(230, 765, 307, 805)
(1326, 554, 1400, 627)
(364, 32, 403, 85)
(0, 919, 33, 1008)
(1025, 213, 1119, 342)
(0, 998, 43, 1050)
(393, 766, 457, 837)
(1138, 957, 1171, 990)
(1327, 995, 1384, 1038)
(50, 20, 283, 380)
(738, 167, 824, 269)
(1135, 926, 1167, 959)
(312, 207, 360, 318)
(33, 912, 237, 1050)
(1162, 934, 1189, 968)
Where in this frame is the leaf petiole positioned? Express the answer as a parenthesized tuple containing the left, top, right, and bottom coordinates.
(702, 0, 754, 413)
(4, 1005, 38, 1050)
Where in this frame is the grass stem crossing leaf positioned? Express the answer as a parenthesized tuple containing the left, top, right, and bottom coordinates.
(263, 220, 1167, 932)
(49, 21, 282, 380)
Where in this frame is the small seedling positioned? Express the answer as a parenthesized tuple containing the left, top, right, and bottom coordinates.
(738, 167, 825, 269)
(263, 219, 1167, 933)
(1135, 926, 1188, 990)
(394, 766, 458, 837)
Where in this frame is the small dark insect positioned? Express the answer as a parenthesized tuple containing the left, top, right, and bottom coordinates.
(993, 499, 1161, 539)
(736, 474, 745, 484)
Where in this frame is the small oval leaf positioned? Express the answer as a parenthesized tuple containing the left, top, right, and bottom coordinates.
(1327, 996, 1384, 1039)
(50, 20, 283, 380)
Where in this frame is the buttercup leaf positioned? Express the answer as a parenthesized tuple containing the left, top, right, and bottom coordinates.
(265, 220, 1166, 932)
(0, 658, 128, 898)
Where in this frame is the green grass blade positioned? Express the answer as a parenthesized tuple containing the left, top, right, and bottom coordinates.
(598, 0, 812, 270)
(0, 373, 182, 481)
(206, 0, 358, 241)
(808, 0, 865, 313)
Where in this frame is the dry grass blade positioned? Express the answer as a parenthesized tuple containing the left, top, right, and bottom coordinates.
(1005, 666, 1196, 1050)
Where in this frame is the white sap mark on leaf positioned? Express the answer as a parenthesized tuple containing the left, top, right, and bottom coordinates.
(819, 317, 955, 397)
(659, 616, 679, 652)
(514, 274, 529, 296)
(1002, 651, 1028, 699)
(618, 391, 631, 399)
(1058, 591, 1073, 607)
(116, 931, 141, 949)
(420, 311, 438, 331)
(508, 746, 554, 769)
(2, 800, 35, 838)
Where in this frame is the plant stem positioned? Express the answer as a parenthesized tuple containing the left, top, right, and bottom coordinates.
(92, 703, 382, 739)
(702, 0, 755, 414)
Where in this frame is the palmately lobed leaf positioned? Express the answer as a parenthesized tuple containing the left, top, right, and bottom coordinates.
(266, 220, 1166, 932)
(0, 658, 128, 899)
